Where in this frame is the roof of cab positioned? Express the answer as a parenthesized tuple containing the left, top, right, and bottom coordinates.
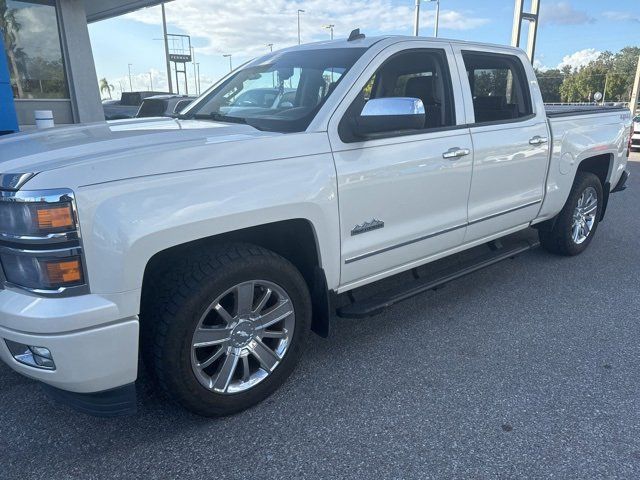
(273, 34, 523, 54)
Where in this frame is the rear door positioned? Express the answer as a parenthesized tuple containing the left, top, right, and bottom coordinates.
(452, 45, 550, 242)
(327, 41, 473, 289)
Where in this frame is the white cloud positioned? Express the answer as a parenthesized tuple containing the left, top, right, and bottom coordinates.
(602, 11, 640, 23)
(540, 2, 594, 26)
(125, 0, 490, 57)
(557, 48, 601, 70)
(533, 59, 549, 72)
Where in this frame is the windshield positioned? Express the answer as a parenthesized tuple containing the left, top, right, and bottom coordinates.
(184, 48, 366, 133)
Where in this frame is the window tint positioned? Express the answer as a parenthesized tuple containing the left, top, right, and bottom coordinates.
(359, 49, 455, 131)
(462, 52, 532, 124)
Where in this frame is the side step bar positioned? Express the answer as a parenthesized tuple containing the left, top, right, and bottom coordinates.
(337, 239, 539, 319)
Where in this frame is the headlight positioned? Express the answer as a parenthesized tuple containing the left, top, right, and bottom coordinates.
(0, 252, 84, 290)
(0, 201, 76, 238)
(0, 189, 87, 296)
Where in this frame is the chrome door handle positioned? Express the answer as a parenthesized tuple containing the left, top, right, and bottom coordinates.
(529, 136, 548, 145)
(442, 148, 471, 160)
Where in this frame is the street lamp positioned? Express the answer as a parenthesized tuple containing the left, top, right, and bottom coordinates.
(266, 44, 275, 87)
(323, 24, 335, 40)
(191, 46, 198, 94)
(127, 63, 133, 91)
(223, 54, 233, 72)
(297, 9, 305, 45)
(161, 3, 173, 93)
(414, 0, 440, 37)
(196, 63, 201, 95)
(430, 0, 440, 37)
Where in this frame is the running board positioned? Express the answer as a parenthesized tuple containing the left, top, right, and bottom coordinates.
(337, 239, 539, 319)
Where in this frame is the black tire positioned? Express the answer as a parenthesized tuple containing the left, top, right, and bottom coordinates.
(538, 172, 603, 256)
(141, 243, 312, 417)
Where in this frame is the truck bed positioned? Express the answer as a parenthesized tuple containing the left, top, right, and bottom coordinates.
(545, 105, 628, 118)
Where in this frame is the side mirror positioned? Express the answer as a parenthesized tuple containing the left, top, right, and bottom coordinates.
(353, 97, 425, 136)
(173, 99, 194, 114)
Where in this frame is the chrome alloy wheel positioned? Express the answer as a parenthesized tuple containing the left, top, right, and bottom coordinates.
(190, 280, 295, 394)
(571, 186, 598, 245)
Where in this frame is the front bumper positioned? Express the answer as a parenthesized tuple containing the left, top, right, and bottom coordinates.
(0, 288, 139, 395)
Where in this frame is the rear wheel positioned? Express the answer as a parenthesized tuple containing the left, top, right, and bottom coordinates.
(538, 172, 603, 256)
(142, 244, 312, 416)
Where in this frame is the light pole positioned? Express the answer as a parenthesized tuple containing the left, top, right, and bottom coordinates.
(196, 63, 201, 95)
(431, 0, 440, 37)
(149, 72, 153, 91)
(413, 0, 420, 36)
(161, 3, 173, 94)
(323, 24, 335, 40)
(297, 9, 305, 44)
(223, 54, 232, 72)
(191, 46, 197, 95)
(128, 64, 133, 91)
(266, 44, 275, 87)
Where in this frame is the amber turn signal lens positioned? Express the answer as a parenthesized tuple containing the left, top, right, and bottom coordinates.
(36, 204, 74, 231)
(45, 259, 83, 285)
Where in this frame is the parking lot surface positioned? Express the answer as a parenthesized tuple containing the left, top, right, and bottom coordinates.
(1, 155, 639, 479)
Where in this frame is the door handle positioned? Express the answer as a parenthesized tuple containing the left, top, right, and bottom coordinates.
(442, 148, 471, 160)
(529, 136, 548, 145)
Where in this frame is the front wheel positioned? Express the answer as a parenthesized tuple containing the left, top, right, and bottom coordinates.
(142, 244, 312, 417)
(538, 172, 603, 256)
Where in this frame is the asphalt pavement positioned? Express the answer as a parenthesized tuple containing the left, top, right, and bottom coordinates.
(1, 155, 639, 479)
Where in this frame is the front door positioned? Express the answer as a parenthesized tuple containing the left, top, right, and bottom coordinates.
(328, 42, 474, 289)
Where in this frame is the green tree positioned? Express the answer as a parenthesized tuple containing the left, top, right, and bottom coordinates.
(99, 77, 114, 99)
(0, 1, 25, 97)
(558, 47, 640, 103)
(535, 69, 563, 103)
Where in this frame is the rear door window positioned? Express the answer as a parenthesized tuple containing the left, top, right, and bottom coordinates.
(462, 52, 533, 124)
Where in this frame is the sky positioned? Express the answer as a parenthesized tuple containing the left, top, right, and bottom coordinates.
(87, 0, 640, 98)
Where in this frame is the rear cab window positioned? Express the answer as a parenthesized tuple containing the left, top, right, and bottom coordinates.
(462, 52, 533, 125)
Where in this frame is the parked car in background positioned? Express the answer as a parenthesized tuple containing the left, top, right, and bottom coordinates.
(103, 91, 169, 120)
(219, 88, 296, 116)
(136, 95, 196, 118)
(632, 115, 640, 151)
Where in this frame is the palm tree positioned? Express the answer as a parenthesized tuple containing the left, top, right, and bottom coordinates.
(99, 77, 114, 99)
(1, 1, 25, 97)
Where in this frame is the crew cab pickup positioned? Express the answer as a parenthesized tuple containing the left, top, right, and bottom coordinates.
(0, 34, 632, 417)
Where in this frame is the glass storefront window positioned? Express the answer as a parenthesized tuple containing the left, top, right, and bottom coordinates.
(1, 0, 69, 99)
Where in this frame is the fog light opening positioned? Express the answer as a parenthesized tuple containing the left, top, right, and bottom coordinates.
(4, 340, 56, 370)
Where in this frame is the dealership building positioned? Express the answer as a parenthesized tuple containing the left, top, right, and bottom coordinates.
(1, 0, 167, 131)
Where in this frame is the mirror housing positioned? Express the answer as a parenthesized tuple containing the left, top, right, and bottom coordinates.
(353, 97, 425, 137)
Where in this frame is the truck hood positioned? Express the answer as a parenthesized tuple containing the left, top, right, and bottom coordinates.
(0, 117, 279, 181)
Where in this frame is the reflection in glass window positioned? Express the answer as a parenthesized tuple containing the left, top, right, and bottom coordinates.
(1, 0, 69, 99)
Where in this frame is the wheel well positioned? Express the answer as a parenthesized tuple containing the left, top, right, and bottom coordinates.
(577, 153, 613, 221)
(140, 219, 330, 337)
(577, 154, 611, 187)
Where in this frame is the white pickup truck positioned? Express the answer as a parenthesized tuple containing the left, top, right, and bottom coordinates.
(0, 34, 632, 417)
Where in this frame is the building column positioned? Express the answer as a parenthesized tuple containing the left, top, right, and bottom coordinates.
(56, 0, 104, 123)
